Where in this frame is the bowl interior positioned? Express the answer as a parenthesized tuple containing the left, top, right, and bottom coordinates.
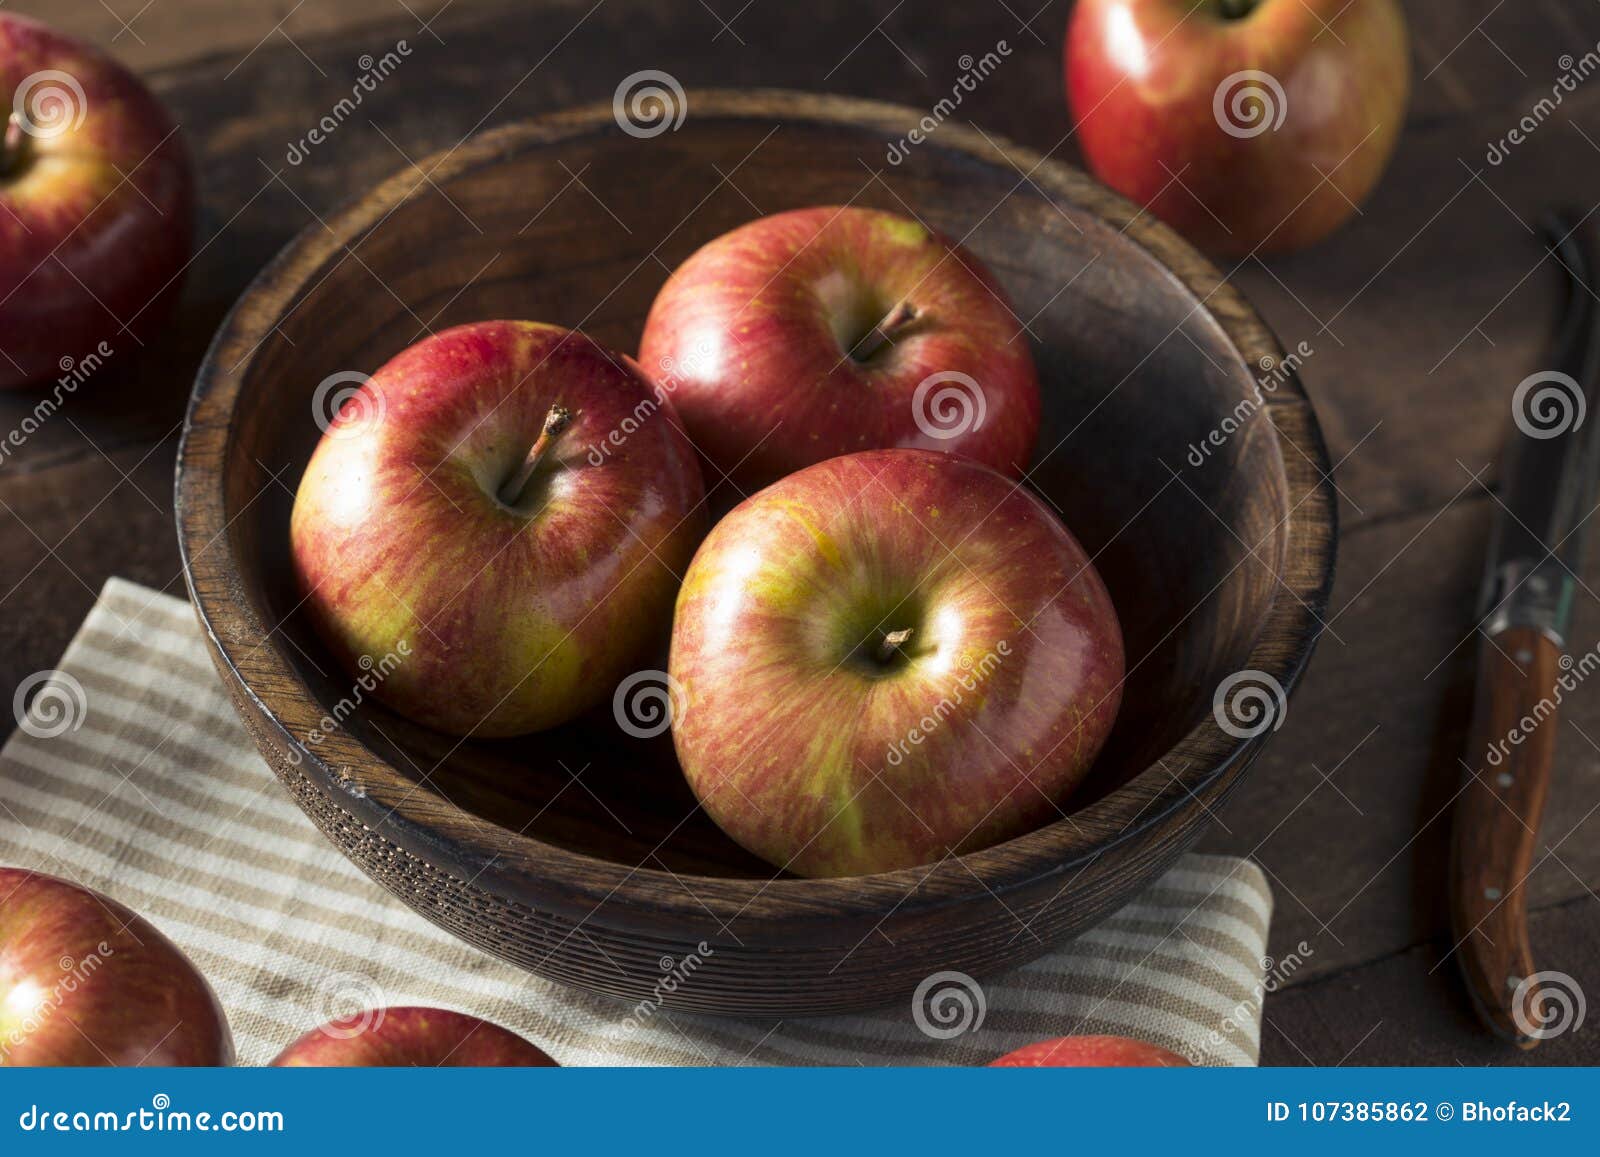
(214, 107, 1287, 880)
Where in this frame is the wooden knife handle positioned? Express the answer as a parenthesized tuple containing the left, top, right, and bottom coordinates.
(1449, 626, 1559, 1048)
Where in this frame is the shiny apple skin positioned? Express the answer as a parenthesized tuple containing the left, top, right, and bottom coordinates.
(0, 868, 233, 1066)
(271, 1007, 557, 1067)
(668, 449, 1123, 878)
(290, 321, 706, 737)
(989, 1034, 1191, 1067)
(0, 14, 195, 390)
(638, 206, 1041, 489)
(1066, 0, 1409, 256)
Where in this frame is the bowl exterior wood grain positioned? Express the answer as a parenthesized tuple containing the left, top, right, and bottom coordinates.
(176, 90, 1335, 1016)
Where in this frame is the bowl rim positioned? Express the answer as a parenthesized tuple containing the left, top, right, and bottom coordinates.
(176, 87, 1337, 933)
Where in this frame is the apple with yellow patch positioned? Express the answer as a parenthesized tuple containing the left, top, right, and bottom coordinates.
(290, 321, 706, 737)
(639, 206, 1041, 489)
(668, 449, 1123, 877)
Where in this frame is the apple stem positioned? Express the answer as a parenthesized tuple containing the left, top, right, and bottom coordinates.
(0, 114, 26, 177)
(877, 627, 915, 663)
(1217, 0, 1258, 17)
(850, 300, 919, 362)
(498, 404, 574, 507)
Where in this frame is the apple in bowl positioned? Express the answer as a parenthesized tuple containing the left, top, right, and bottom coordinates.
(271, 1007, 556, 1067)
(668, 448, 1123, 877)
(0, 13, 195, 390)
(639, 206, 1041, 489)
(289, 321, 706, 737)
(0, 868, 233, 1066)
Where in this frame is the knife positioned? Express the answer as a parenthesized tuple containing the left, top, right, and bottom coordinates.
(1450, 209, 1600, 1047)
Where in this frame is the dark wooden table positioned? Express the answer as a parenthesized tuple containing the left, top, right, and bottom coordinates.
(4, 0, 1597, 1065)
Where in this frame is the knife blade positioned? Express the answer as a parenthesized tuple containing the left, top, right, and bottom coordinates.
(1450, 209, 1600, 1047)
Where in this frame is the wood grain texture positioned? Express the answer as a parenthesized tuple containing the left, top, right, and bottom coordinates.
(174, 92, 1335, 1014)
(3, 0, 479, 72)
(1262, 892, 1600, 1066)
(1451, 627, 1560, 1047)
(2, 0, 1597, 1057)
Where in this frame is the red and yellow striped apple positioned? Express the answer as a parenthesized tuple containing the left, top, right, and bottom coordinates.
(290, 321, 705, 737)
(668, 449, 1123, 877)
(0, 13, 195, 389)
(271, 1007, 556, 1067)
(0, 868, 233, 1066)
(1065, 0, 1409, 256)
(639, 206, 1041, 489)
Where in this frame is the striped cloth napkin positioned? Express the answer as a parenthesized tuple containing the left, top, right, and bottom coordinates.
(0, 578, 1274, 1066)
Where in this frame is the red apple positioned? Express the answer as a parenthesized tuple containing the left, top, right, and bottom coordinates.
(0, 13, 194, 390)
(668, 448, 1123, 877)
(990, 1034, 1191, 1067)
(1065, 0, 1409, 256)
(0, 867, 232, 1066)
(638, 206, 1041, 490)
(290, 321, 706, 737)
(271, 1006, 557, 1067)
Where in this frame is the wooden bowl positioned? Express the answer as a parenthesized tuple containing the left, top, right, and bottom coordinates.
(176, 90, 1335, 1016)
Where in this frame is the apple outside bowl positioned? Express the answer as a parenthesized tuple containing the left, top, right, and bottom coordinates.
(175, 89, 1335, 1016)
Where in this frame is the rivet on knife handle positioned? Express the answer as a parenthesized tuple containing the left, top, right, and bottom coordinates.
(1449, 628, 1558, 1047)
